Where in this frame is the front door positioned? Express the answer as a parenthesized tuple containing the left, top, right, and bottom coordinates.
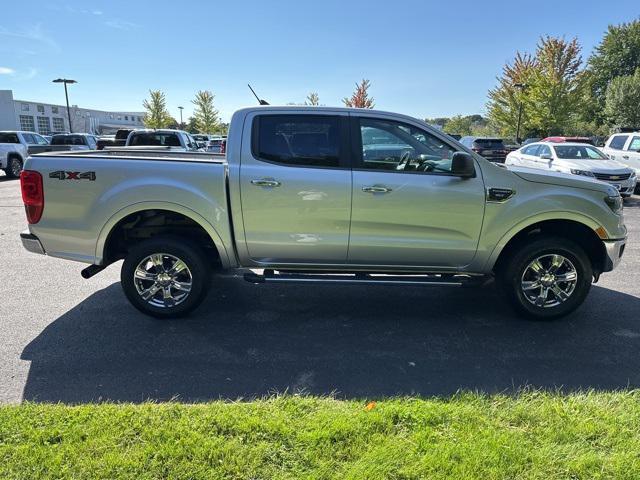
(348, 116, 485, 268)
(239, 112, 352, 265)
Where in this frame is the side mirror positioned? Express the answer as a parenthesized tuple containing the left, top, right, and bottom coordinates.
(451, 152, 476, 178)
(540, 153, 552, 160)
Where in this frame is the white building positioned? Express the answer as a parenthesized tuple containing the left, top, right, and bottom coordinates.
(0, 90, 145, 135)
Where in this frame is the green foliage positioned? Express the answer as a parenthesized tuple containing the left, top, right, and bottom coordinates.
(586, 18, 640, 123)
(426, 115, 495, 137)
(2, 392, 640, 479)
(191, 90, 220, 134)
(487, 37, 584, 137)
(343, 79, 375, 108)
(442, 115, 473, 136)
(142, 90, 172, 129)
(527, 37, 584, 136)
(605, 68, 640, 128)
(305, 92, 320, 106)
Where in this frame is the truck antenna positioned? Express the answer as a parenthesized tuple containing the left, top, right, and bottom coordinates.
(248, 84, 269, 105)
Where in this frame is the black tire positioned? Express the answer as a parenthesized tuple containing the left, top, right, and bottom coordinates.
(120, 236, 211, 319)
(5, 156, 23, 179)
(634, 183, 640, 195)
(498, 236, 592, 320)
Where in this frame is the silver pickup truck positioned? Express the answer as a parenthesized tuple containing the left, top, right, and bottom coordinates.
(19, 106, 627, 320)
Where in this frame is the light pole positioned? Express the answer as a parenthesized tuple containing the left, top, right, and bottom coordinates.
(513, 83, 527, 144)
(178, 106, 184, 129)
(52, 78, 77, 133)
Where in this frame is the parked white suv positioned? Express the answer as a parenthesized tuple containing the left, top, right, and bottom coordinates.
(601, 133, 640, 193)
(506, 142, 636, 197)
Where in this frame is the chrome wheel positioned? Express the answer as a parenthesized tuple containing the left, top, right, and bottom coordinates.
(9, 159, 22, 177)
(521, 254, 577, 308)
(133, 253, 192, 308)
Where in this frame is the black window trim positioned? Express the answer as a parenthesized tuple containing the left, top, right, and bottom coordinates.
(350, 115, 465, 177)
(250, 114, 351, 170)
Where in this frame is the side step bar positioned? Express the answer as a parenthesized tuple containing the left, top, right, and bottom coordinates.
(244, 269, 484, 287)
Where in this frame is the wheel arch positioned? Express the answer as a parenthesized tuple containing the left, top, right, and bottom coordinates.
(488, 215, 607, 277)
(96, 202, 232, 268)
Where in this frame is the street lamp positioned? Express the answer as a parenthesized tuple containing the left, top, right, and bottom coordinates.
(178, 106, 184, 129)
(52, 78, 77, 133)
(513, 82, 527, 144)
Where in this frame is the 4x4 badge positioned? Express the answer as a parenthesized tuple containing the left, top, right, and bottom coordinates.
(49, 171, 96, 181)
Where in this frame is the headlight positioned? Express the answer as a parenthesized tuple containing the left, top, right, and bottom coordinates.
(604, 195, 623, 214)
(571, 169, 595, 177)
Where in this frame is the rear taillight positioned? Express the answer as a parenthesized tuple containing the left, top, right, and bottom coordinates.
(20, 170, 44, 224)
(220, 140, 226, 154)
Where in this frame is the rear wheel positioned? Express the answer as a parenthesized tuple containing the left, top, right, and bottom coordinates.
(5, 156, 23, 179)
(120, 236, 211, 318)
(498, 237, 592, 320)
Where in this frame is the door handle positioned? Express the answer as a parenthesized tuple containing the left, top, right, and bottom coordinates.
(251, 179, 281, 187)
(362, 185, 392, 193)
(623, 155, 630, 160)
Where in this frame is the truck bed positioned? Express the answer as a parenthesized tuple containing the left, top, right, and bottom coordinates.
(25, 149, 233, 266)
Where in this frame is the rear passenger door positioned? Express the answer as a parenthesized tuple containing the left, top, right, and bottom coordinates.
(239, 112, 352, 265)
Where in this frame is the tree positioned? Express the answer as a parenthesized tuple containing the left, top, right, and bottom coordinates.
(605, 68, 640, 128)
(487, 52, 538, 137)
(142, 90, 172, 128)
(343, 79, 374, 108)
(191, 90, 220, 134)
(443, 115, 473, 136)
(526, 36, 584, 136)
(185, 116, 199, 134)
(585, 19, 640, 123)
(487, 37, 584, 137)
(305, 92, 320, 106)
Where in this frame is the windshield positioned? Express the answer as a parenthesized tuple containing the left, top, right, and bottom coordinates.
(553, 145, 607, 160)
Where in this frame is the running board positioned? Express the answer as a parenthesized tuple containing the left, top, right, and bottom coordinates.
(244, 269, 483, 286)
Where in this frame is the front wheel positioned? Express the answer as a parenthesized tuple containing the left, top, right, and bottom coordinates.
(498, 237, 592, 320)
(120, 236, 211, 318)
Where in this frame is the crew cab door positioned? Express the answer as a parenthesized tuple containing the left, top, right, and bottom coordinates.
(348, 116, 485, 268)
(239, 112, 352, 264)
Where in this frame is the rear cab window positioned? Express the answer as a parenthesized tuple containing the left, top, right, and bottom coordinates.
(129, 132, 182, 147)
(252, 115, 345, 168)
(0, 133, 20, 143)
(472, 138, 505, 150)
(628, 136, 640, 152)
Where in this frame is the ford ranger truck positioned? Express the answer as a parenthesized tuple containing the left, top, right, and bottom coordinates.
(19, 106, 627, 320)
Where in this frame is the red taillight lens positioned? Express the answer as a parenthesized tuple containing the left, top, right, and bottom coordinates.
(20, 170, 44, 224)
(220, 140, 226, 154)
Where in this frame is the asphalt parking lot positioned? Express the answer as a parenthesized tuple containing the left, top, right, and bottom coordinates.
(1, 172, 640, 404)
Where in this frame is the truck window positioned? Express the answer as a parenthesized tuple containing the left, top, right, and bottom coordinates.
(608, 135, 628, 150)
(129, 133, 181, 147)
(357, 118, 457, 174)
(629, 136, 640, 152)
(254, 115, 341, 167)
(0, 133, 20, 143)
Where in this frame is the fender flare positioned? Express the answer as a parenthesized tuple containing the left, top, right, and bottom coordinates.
(483, 210, 602, 271)
(95, 201, 232, 268)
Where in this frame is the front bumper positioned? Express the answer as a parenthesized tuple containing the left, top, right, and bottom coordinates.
(20, 231, 45, 255)
(603, 238, 626, 272)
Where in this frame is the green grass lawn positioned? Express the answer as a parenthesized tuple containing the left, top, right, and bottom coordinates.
(1, 392, 639, 479)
